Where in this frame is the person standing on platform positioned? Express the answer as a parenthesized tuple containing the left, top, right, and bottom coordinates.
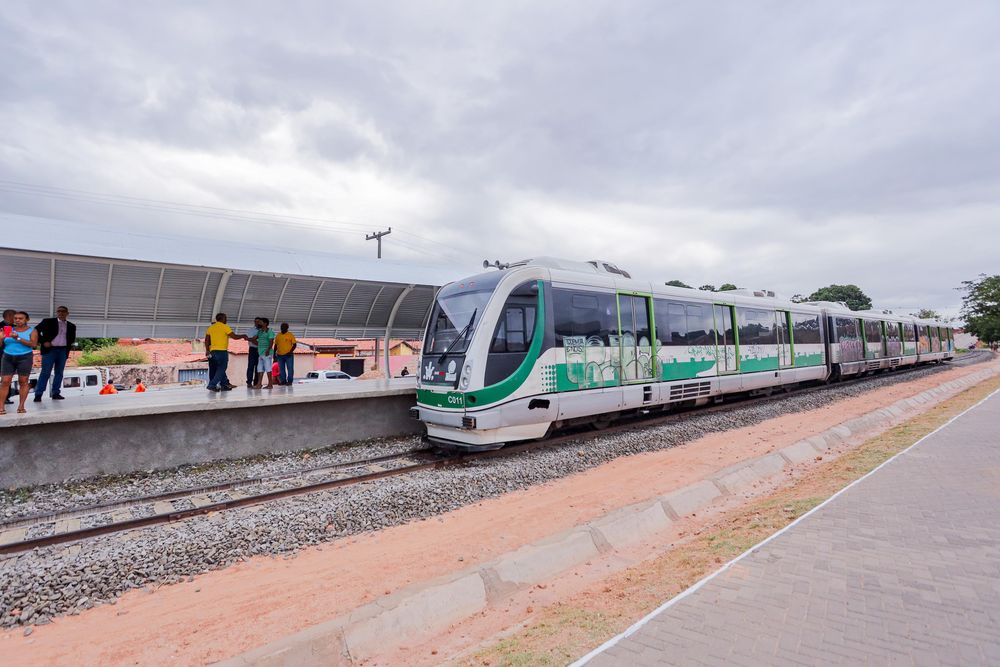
(248, 317, 276, 390)
(34, 305, 76, 403)
(274, 322, 297, 385)
(204, 313, 245, 392)
(400, 366, 410, 377)
(0, 312, 39, 414)
(134, 378, 147, 392)
(1, 309, 15, 405)
(245, 318, 262, 387)
(99, 381, 118, 395)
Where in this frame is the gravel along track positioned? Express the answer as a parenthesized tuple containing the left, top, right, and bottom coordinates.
(0, 352, 993, 628)
(0, 436, 422, 523)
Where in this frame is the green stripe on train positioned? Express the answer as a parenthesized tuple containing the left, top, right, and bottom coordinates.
(416, 388, 465, 409)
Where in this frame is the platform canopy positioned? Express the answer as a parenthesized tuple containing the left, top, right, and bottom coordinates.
(0, 213, 458, 340)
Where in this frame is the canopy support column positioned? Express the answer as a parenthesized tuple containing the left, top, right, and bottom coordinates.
(384, 285, 414, 379)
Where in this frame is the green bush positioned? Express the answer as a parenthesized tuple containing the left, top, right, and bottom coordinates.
(77, 345, 149, 366)
(76, 337, 119, 353)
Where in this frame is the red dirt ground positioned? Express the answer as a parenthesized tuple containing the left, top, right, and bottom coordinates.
(4, 361, 995, 666)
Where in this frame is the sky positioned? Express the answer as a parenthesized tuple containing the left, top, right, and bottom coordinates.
(1, 1, 998, 318)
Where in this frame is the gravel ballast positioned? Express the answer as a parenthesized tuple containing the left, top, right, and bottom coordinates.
(0, 352, 993, 628)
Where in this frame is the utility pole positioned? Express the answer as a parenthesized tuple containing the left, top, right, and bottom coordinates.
(366, 227, 392, 259)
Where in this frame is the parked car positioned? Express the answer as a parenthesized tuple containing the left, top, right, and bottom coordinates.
(298, 370, 355, 383)
(12, 367, 110, 397)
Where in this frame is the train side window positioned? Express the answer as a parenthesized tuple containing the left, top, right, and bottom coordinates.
(490, 319, 507, 352)
(506, 308, 527, 352)
(791, 312, 821, 344)
(903, 323, 916, 342)
(835, 317, 857, 341)
(863, 319, 882, 343)
(757, 310, 776, 345)
(553, 288, 616, 346)
(490, 304, 536, 353)
(738, 308, 775, 345)
(685, 304, 714, 346)
(667, 303, 687, 345)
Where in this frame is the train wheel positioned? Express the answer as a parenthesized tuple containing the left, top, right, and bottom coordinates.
(591, 415, 613, 431)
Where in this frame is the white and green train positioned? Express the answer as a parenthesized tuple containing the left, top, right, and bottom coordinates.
(412, 258, 955, 450)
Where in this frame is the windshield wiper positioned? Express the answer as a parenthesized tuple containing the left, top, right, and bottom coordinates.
(438, 309, 477, 364)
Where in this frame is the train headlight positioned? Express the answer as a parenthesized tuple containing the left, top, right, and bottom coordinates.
(459, 362, 473, 389)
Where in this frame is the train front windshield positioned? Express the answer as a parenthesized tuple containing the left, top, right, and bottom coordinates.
(424, 289, 492, 355)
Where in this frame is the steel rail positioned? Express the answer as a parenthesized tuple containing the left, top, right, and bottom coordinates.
(2, 447, 436, 530)
(0, 450, 452, 555)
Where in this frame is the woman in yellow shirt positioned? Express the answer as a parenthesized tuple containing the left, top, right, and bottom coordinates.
(274, 323, 298, 385)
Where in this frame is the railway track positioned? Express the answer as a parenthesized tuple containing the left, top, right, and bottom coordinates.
(0, 448, 449, 555)
(1, 351, 991, 557)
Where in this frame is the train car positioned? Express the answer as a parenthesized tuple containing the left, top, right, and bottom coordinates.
(914, 317, 955, 363)
(821, 305, 955, 379)
(413, 257, 831, 450)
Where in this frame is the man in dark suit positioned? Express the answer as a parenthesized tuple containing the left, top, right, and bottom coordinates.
(34, 305, 76, 402)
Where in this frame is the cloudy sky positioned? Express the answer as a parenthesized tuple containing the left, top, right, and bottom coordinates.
(2, 1, 998, 317)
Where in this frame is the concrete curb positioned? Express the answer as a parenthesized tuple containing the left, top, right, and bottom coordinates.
(218, 364, 1000, 666)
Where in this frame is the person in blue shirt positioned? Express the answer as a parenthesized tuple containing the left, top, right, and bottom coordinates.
(1, 311, 39, 414)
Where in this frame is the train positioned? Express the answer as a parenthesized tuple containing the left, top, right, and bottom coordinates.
(411, 257, 955, 450)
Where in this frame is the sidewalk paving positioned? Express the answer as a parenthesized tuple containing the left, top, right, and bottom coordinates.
(581, 389, 1000, 666)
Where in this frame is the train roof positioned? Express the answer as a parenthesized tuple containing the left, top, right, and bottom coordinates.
(471, 258, 955, 327)
(488, 257, 825, 313)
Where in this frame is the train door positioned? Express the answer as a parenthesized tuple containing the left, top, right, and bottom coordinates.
(617, 293, 656, 383)
(775, 310, 793, 368)
(714, 304, 738, 373)
(859, 318, 869, 359)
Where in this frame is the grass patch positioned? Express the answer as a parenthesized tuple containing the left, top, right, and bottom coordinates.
(77, 345, 149, 366)
(460, 373, 1000, 667)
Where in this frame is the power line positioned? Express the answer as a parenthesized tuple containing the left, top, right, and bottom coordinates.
(0, 178, 478, 252)
(0, 178, 475, 261)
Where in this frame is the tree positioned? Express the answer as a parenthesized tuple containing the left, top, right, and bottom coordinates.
(960, 274, 1000, 344)
(719, 283, 738, 291)
(665, 280, 691, 289)
(806, 284, 873, 311)
(909, 308, 941, 320)
(790, 294, 807, 303)
(698, 284, 716, 292)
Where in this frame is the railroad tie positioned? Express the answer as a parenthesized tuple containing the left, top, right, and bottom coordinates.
(0, 527, 27, 546)
(190, 495, 214, 509)
(52, 518, 82, 535)
(152, 501, 175, 515)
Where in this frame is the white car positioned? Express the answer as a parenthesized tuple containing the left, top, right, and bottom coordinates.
(298, 370, 356, 383)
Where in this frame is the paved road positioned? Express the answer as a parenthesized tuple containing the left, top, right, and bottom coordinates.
(582, 389, 1000, 666)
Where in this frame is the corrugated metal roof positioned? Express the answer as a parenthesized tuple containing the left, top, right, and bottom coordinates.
(0, 212, 454, 339)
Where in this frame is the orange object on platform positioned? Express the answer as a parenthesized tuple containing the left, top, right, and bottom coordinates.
(99, 383, 118, 395)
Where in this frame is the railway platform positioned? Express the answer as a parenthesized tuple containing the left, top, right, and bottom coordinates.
(578, 388, 1000, 666)
(0, 378, 419, 489)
